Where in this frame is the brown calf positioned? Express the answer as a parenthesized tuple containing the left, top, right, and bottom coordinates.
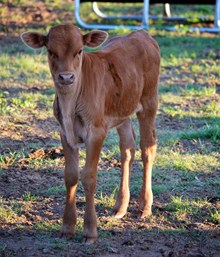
(21, 24, 160, 243)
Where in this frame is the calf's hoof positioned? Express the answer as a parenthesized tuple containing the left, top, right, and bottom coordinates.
(60, 225, 74, 240)
(83, 236, 97, 244)
(113, 210, 127, 219)
(83, 228, 97, 244)
(138, 208, 152, 219)
(113, 201, 129, 219)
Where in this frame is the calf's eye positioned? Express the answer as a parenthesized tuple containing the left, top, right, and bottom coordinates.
(47, 49, 56, 58)
(78, 49, 83, 55)
(48, 49, 53, 55)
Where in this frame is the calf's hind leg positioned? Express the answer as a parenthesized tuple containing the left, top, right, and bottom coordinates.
(114, 119, 136, 219)
(137, 96, 158, 218)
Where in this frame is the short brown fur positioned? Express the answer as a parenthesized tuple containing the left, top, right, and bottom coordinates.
(21, 24, 160, 243)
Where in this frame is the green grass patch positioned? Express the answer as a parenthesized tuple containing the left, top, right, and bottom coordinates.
(97, 189, 116, 209)
(179, 124, 220, 143)
(21, 191, 38, 201)
(34, 220, 61, 233)
(40, 185, 65, 196)
(208, 209, 220, 224)
(0, 150, 26, 168)
(155, 151, 219, 172)
(0, 197, 29, 223)
(165, 196, 219, 224)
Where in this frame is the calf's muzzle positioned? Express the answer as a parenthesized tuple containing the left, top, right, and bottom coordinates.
(58, 72, 75, 85)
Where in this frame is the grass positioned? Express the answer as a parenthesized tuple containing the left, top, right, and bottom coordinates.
(40, 185, 65, 196)
(21, 191, 38, 201)
(156, 152, 219, 172)
(0, 1, 220, 256)
(165, 196, 220, 225)
(0, 197, 27, 223)
(208, 209, 220, 224)
(179, 124, 220, 142)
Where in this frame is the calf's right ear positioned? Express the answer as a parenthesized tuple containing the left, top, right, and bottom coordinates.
(83, 30, 108, 48)
(20, 32, 46, 49)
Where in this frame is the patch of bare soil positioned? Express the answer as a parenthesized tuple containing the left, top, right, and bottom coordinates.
(0, 0, 74, 36)
(1, 198, 220, 257)
(1, 142, 219, 256)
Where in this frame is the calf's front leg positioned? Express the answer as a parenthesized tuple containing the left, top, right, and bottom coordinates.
(60, 133, 79, 239)
(80, 128, 106, 243)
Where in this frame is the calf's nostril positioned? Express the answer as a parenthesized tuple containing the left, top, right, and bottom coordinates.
(59, 74, 65, 80)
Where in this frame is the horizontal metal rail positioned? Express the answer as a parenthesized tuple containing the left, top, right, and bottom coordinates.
(74, 0, 220, 32)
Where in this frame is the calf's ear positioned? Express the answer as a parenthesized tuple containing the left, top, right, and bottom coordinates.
(83, 30, 108, 48)
(20, 32, 46, 49)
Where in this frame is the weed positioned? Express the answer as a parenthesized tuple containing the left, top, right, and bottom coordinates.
(180, 85, 216, 97)
(0, 150, 26, 168)
(97, 189, 116, 209)
(0, 198, 25, 223)
(165, 196, 211, 222)
(155, 150, 219, 172)
(0, 91, 11, 115)
(180, 124, 220, 143)
(208, 209, 220, 224)
(34, 220, 60, 233)
(22, 191, 38, 201)
(153, 184, 168, 195)
(51, 239, 68, 250)
(40, 185, 65, 196)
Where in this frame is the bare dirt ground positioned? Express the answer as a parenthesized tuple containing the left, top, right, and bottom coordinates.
(0, 2, 220, 257)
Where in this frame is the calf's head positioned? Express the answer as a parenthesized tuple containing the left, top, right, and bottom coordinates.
(21, 24, 108, 91)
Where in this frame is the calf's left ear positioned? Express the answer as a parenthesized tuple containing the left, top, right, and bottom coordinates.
(83, 30, 108, 48)
(20, 32, 46, 49)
